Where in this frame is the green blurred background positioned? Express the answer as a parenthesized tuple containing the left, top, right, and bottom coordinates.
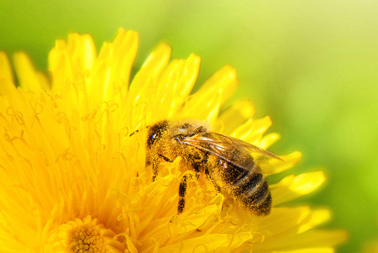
(1, 0, 378, 252)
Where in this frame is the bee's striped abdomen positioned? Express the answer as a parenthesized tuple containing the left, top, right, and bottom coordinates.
(221, 162, 272, 216)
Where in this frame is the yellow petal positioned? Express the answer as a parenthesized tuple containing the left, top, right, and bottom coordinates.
(257, 206, 330, 238)
(127, 42, 172, 128)
(158, 232, 253, 253)
(0, 77, 27, 114)
(263, 151, 302, 175)
(179, 65, 238, 123)
(179, 87, 222, 122)
(214, 98, 255, 134)
(13, 52, 48, 91)
(271, 171, 326, 205)
(298, 209, 331, 233)
(254, 230, 347, 251)
(48, 39, 72, 90)
(97, 28, 139, 102)
(256, 132, 281, 149)
(231, 115, 272, 144)
(276, 248, 335, 253)
(66, 33, 96, 72)
(148, 54, 201, 122)
(258, 206, 312, 236)
(198, 64, 238, 106)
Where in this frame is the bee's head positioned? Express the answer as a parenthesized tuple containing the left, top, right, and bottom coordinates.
(147, 120, 169, 148)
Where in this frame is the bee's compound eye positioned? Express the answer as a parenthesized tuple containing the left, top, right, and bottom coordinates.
(147, 121, 168, 148)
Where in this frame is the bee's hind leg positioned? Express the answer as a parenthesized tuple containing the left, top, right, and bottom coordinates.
(178, 174, 188, 214)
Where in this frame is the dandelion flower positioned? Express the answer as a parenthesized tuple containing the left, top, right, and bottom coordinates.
(0, 28, 346, 252)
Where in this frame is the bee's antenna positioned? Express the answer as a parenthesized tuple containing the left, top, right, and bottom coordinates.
(129, 125, 150, 137)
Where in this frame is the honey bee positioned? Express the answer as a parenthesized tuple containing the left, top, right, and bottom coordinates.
(145, 120, 281, 216)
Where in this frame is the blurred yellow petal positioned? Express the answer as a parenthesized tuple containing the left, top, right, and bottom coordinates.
(0, 52, 14, 84)
(254, 230, 347, 251)
(13, 52, 48, 91)
(256, 132, 281, 149)
(66, 33, 96, 72)
(277, 248, 335, 253)
(257, 206, 330, 238)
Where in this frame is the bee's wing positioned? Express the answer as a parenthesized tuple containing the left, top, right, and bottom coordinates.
(213, 132, 283, 161)
(182, 132, 282, 173)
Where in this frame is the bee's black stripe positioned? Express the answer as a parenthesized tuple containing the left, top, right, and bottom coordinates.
(232, 172, 263, 195)
(245, 179, 270, 205)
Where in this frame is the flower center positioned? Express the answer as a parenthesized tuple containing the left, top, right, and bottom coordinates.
(55, 216, 126, 253)
(69, 225, 107, 252)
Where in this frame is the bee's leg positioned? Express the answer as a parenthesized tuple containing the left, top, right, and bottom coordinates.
(205, 168, 221, 193)
(151, 156, 159, 182)
(209, 176, 221, 193)
(178, 174, 188, 214)
(151, 154, 173, 181)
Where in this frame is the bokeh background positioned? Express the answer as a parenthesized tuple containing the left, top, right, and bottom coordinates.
(1, 1, 378, 252)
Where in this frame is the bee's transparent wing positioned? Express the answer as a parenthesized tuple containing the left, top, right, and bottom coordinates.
(213, 132, 283, 161)
(182, 132, 282, 173)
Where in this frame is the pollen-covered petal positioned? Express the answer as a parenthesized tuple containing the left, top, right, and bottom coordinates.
(0, 52, 14, 84)
(179, 65, 238, 122)
(214, 99, 255, 134)
(271, 171, 326, 205)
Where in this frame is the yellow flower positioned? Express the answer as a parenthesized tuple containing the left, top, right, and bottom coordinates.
(0, 28, 346, 252)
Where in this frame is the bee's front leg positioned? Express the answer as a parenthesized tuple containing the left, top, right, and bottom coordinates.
(151, 156, 159, 181)
(148, 154, 173, 182)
